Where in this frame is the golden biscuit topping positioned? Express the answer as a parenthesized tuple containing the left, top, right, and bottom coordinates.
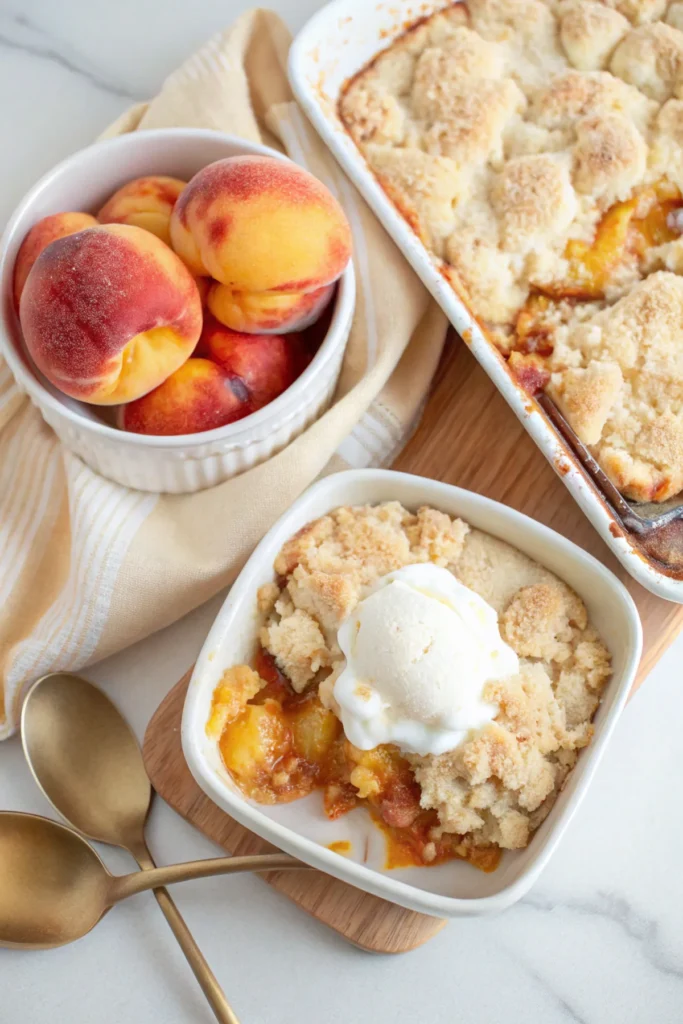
(340, 2, 683, 502)
(251, 503, 611, 853)
(364, 145, 462, 254)
(572, 113, 646, 202)
(412, 32, 505, 118)
(610, 21, 683, 101)
(423, 78, 526, 164)
(559, 2, 629, 72)
(491, 154, 577, 250)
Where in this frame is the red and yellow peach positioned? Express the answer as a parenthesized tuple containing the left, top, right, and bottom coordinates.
(206, 280, 334, 334)
(118, 358, 252, 435)
(198, 315, 307, 408)
(13, 156, 346, 436)
(170, 156, 351, 333)
(120, 317, 310, 436)
(97, 175, 186, 246)
(13, 212, 98, 309)
(20, 223, 202, 405)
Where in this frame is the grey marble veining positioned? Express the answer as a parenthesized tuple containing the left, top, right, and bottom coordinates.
(1, 1, 683, 1021)
(525, 889, 683, 982)
(0, 11, 141, 99)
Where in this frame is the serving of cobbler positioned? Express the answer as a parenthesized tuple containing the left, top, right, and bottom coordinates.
(208, 502, 611, 872)
(339, 0, 683, 503)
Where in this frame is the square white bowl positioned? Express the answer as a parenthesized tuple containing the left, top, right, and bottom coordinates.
(182, 469, 642, 918)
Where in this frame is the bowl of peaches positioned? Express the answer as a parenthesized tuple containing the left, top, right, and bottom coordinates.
(0, 128, 355, 492)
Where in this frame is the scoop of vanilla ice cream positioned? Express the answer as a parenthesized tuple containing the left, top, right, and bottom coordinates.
(334, 564, 519, 756)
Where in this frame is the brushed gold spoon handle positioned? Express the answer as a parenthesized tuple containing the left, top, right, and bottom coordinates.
(132, 839, 240, 1024)
(109, 853, 308, 904)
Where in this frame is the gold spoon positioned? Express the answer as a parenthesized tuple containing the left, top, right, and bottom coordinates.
(21, 671, 281, 1024)
(0, 811, 305, 950)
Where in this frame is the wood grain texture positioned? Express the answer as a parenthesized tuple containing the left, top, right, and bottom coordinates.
(143, 337, 683, 954)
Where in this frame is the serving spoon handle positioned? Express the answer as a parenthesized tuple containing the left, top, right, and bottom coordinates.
(109, 852, 308, 904)
(130, 838, 241, 1024)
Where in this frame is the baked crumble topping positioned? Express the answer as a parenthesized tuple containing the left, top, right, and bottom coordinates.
(209, 503, 611, 866)
(339, 0, 683, 502)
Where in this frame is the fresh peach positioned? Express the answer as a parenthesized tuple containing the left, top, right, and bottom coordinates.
(169, 156, 351, 289)
(97, 176, 186, 246)
(206, 280, 334, 334)
(20, 224, 202, 405)
(198, 315, 307, 408)
(169, 156, 351, 332)
(118, 358, 252, 435)
(13, 212, 98, 309)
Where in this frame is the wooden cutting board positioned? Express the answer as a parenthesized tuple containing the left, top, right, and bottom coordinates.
(142, 338, 683, 953)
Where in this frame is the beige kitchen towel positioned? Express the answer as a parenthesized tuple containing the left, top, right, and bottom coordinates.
(0, 9, 447, 738)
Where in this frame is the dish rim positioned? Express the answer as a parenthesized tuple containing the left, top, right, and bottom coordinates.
(0, 126, 355, 452)
(181, 467, 642, 918)
(287, 0, 683, 602)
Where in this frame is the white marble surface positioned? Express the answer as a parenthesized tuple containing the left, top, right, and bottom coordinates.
(2, 1, 683, 1021)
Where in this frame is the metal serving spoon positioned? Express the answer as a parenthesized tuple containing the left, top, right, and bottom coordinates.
(0, 812, 304, 950)
(21, 672, 278, 1024)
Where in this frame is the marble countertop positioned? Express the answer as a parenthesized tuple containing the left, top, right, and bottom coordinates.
(2, 1, 683, 1021)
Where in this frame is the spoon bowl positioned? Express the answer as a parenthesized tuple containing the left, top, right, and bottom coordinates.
(0, 811, 306, 951)
(0, 813, 111, 948)
(21, 671, 298, 1024)
(22, 672, 151, 850)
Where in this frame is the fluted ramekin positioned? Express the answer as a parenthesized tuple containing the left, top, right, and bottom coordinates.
(0, 128, 355, 493)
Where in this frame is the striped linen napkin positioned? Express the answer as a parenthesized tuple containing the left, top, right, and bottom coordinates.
(0, 8, 447, 738)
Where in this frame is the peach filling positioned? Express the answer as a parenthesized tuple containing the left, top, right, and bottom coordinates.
(208, 649, 501, 872)
(510, 181, 683, 395)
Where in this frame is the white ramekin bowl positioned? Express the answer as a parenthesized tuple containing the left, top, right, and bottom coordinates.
(0, 128, 355, 493)
(182, 469, 642, 918)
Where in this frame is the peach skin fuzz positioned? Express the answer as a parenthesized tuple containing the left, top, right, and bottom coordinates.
(20, 224, 202, 405)
(118, 358, 253, 435)
(170, 156, 351, 333)
(13, 212, 98, 309)
(197, 315, 307, 408)
(206, 281, 335, 334)
(97, 176, 186, 246)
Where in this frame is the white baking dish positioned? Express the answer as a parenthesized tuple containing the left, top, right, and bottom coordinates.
(0, 128, 355, 494)
(288, 0, 683, 602)
(182, 469, 641, 918)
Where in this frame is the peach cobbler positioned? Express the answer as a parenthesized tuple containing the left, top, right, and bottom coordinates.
(339, 0, 683, 502)
(208, 502, 611, 871)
